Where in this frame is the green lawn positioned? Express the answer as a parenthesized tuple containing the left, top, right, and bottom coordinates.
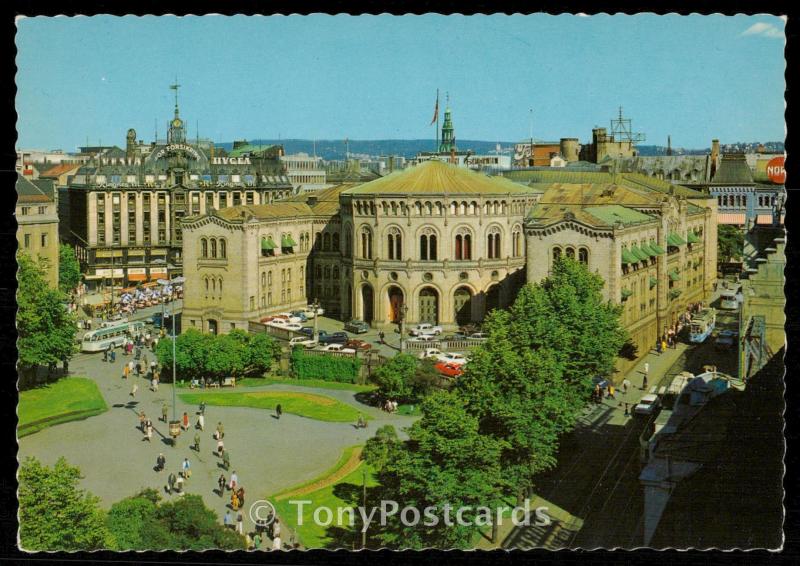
(18, 377, 108, 436)
(239, 376, 377, 392)
(178, 390, 364, 422)
(272, 456, 376, 549)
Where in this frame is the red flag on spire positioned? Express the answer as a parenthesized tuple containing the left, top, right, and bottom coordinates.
(429, 90, 439, 125)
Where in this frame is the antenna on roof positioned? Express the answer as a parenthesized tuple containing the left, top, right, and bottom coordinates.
(196, 120, 199, 145)
(155, 118, 158, 144)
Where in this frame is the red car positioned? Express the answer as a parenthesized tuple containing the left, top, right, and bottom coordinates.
(345, 339, 372, 352)
(434, 361, 463, 378)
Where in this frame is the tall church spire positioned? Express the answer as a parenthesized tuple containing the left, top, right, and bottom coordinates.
(438, 94, 456, 153)
(167, 79, 186, 144)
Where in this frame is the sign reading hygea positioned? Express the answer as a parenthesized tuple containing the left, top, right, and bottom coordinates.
(766, 156, 785, 184)
(212, 156, 251, 165)
(153, 143, 202, 161)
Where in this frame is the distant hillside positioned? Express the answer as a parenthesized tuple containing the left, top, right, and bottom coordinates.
(217, 139, 784, 160)
(218, 139, 515, 160)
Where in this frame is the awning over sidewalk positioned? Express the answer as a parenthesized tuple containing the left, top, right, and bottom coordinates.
(717, 213, 746, 225)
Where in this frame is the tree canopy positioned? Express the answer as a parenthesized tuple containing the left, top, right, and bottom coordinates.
(718, 224, 744, 262)
(18, 457, 110, 551)
(58, 244, 82, 293)
(17, 252, 76, 375)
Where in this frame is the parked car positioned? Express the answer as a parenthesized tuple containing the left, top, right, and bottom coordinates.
(260, 316, 277, 324)
(284, 322, 303, 331)
(409, 334, 439, 343)
(434, 361, 464, 378)
(290, 311, 309, 322)
(468, 332, 488, 340)
(299, 326, 315, 338)
(321, 343, 356, 354)
(458, 324, 481, 336)
(435, 352, 468, 366)
(305, 305, 324, 317)
(345, 339, 372, 352)
(268, 318, 288, 327)
(419, 347, 442, 360)
(344, 319, 370, 334)
(278, 312, 304, 324)
(318, 331, 348, 345)
(634, 393, 661, 416)
(289, 336, 318, 349)
(715, 329, 738, 351)
(409, 323, 443, 337)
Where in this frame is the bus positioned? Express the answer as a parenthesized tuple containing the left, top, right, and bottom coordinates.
(720, 291, 739, 310)
(689, 308, 716, 343)
(81, 321, 146, 352)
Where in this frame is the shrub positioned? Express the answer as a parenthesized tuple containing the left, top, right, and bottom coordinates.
(291, 348, 361, 383)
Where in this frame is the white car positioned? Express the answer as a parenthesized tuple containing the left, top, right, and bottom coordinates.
(419, 348, 442, 360)
(409, 323, 443, 337)
(306, 305, 324, 317)
(321, 343, 355, 354)
(634, 394, 660, 415)
(409, 334, 439, 343)
(278, 312, 304, 324)
(268, 318, 288, 327)
(289, 336, 318, 349)
(436, 352, 468, 366)
(284, 322, 303, 331)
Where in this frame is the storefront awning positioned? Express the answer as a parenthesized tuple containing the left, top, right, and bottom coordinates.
(667, 233, 686, 247)
(127, 273, 147, 282)
(717, 213, 746, 225)
(756, 214, 776, 225)
(261, 237, 276, 250)
(686, 232, 701, 244)
(669, 269, 681, 282)
(281, 235, 296, 247)
(630, 245, 649, 261)
(621, 249, 638, 265)
(649, 276, 658, 288)
(650, 242, 666, 255)
(95, 250, 113, 258)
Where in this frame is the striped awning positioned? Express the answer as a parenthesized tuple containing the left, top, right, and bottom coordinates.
(650, 242, 666, 255)
(630, 245, 649, 261)
(128, 273, 147, 282)
(667, 233, 686, 246)
(621, 249, 638, 264)
(717, 213, 746, 225)
(756, 214, 776, 225)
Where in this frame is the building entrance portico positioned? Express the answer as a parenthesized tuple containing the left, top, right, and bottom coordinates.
(387, 286, 404, 323)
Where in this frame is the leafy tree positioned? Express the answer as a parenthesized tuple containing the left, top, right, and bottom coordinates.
(509, 257, 627, 387)
(245, 331, 282, 375)
(718, 224, 744, 262)
(372, 353, 417, 401)
(156, 329, 213, 381)
(205, 333, 249, 380)
(411, 358, 442, 398)
(373, 391, 507, 549)
(17, 252, 76, 378)
(18, 457, 110, 551)
(290, 347, 361, 382)
(58, 243, 82, 293)
(362, 425, 400, 473)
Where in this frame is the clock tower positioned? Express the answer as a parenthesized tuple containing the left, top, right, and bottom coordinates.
(167, 80, 186, 144)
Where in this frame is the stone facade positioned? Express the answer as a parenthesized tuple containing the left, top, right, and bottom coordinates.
(17, 175, 59, 288)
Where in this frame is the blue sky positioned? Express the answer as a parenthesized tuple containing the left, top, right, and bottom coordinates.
(16, 14, 786, 150)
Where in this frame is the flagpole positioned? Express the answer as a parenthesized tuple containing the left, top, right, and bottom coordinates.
(435, 89, 440, 152)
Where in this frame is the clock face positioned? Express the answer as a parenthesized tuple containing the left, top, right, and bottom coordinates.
(172, 118, 182, 128)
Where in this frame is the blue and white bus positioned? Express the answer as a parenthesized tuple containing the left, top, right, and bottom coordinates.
(81, 321, 145, 352)
(689, 308, 716, 344)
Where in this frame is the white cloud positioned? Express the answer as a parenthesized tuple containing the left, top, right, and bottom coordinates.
(741, 22, 785, 39)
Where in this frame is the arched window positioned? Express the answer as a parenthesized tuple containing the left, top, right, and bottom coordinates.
(205, 277, 209, 293)
(512, 229, 522, 257)
(553, 246, 562, 263)
(212, 278, 216, 292)
(414, 201, 422, 215)
(435, 202, 443, 215)
(565, 246, 575, 259)
(419, 227, 438, 261)
(469, 201, 477, 215)
(220, 239, 226, 259)
(387, 227, 402, 260)
(578, 247, 589, 264)
(201, 238, 208, 258)
(455, 228, 473, 260)
(425, 201, 433, 215)
(211, 239, 217, 258)
(261, 272, 266, 288)
(218, 278, 222, 294)
(324, 266, 330, 279)
(487, 227, 502, 259)
(450, 202, 457, 215)
(315, 231, 322, 250)
(381, 202, 389, 215)
(420, 234, 428, 260)
(332, 233, 340, 251)
(459, 202, 467, 215)
(345, 232, 352, 256)
(268, 271, 272, 286)
(361, 227, 373, 259)
(390, 202, 397, 215)
(323, 233, 331, 251)
(501, 201, 507, 214)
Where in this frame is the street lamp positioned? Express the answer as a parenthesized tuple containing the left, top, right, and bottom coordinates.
(399, 303, 409, 352)
(158, 275, 186, 446)
(312, 297, 320, 340)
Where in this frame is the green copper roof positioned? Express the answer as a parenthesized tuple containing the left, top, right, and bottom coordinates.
(621, 249, 638, 264)
(582, 205, 655, 227)
(667, 233, 686, 246)
(261, 237, 276, 250)
(650, 242, 666, 255)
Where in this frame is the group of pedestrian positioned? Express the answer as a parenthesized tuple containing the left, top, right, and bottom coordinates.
(382, 399, 398, 413)
(139, 411, 154, 442)
(591, 383, 615, 403)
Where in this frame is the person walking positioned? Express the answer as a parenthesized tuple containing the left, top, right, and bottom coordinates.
(216, 422, 224, 440)
(217, 438, 225, 457)
(622, 378, 631, 394)
(199, 401, 206, 416)
(193, 432, 201, 452)
(156, 453, 166, 472)
(128, 359, 134, 376)
(145, 420, 153, 442)
(236, 512, 244, 535)
(643, 362, 650, 390)
(174, 474, 185, 495)
(229, 470, 238, 491)
(661, 339, 667, 354)
(123, 364, 130, 380)
(224, 510, 234, 530)
(152, 376, 159, 392)
(181, 457, 191, 479)
(237, 486, 245, 507)
(182, 411, 190, 431)
(222, 449, 231, 471)
(103, 347, 109, 362)
(218, 473, 226, 497)
(231, 489, 240, 511)
(139, 411, 146, 432)
(608, 384, 616, 399)
(197, 413, 205, 431)
(253, 532, 261, 551)
(130, 382, 138, 397)
(275, 404, 282, 420)
(162, 403, 169, 423)
(167, 472, 176, 494)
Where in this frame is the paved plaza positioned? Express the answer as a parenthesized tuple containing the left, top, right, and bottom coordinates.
(18, 329, 416, 539)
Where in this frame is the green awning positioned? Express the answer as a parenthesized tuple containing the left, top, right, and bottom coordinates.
(631, 245, 649, 261)
(261, 237, 276, 250)
(621, 249, 638, 264)
(650, 242, 666, 255)
(667, 233, 686, 246)
(686, 232, 701, 244)
(649, 276, 658, 288)
(669, 269, 681, 281)
(281, 235, 297, 247)
(621, 289, 633, 299)
(640, 243, 657, 257)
